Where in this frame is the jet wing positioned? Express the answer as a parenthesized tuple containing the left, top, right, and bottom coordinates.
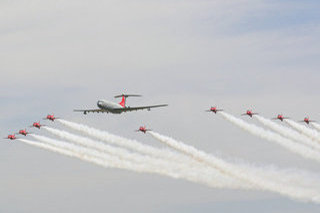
(120, 104, 168, 112)
(73, 109, 109, 114)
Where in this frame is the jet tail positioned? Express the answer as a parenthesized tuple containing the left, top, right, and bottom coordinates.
(114, 94, 142, 107)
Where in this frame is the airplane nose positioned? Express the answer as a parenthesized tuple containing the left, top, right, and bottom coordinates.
(97, 101, 102, 108)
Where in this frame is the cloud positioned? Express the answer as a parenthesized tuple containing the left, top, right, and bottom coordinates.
(1, 0, 318, 93)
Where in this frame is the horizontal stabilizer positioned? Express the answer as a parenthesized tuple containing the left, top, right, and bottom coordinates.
(114, 94, 142, 98)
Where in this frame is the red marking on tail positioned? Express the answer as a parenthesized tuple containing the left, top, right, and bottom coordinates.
(119, 96, 126, 107)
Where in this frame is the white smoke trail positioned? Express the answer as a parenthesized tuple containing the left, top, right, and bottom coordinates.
(148, 131, 320, 203)
(255, 115, 320, 152)
(285, 119, 320, 143)
(57, 119, 320, 193)
(38, 130, 249, 189)
(28, 135, 145, 170)
(28, 135, 249, 190)
(311, 122, 320, 133)
(54, 119, 320, 201)
(219, 112, 320, 162)
(57, 119, 196, 165)
(55, 120, 260, 189)
(43, 126, 183, 167)
(18, 138, 129, 171)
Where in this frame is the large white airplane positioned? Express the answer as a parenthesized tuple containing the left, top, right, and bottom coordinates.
(74, 94, 168, 114)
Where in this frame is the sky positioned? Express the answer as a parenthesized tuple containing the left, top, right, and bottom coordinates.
(1, 0, 320, 212)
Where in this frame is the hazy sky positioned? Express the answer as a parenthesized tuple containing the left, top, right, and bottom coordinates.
(1, 0, 320, 212)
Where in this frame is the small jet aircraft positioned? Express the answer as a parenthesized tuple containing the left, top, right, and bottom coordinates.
(4, 134, 16, 140)
(17, 129, 30, 136)
(272, 114, 289, 122)
(30, 122, 44, 129)
(206, 107, 223, 113)
(74, 94, 168, 115)
(299, 117, 315, 125)
(43, 114, 58, 122)
(135, 126, 151, 134)
(241, 110, 258, 117)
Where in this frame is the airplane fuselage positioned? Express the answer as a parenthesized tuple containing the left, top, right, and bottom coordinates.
(97, 100, 124, 114)
(75, 94, 168, 115)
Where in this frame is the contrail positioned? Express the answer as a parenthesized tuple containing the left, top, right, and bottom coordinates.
(38, 130, 249, 189)
(28, 135, 144, 170)
(55, 120, 256, 189)
(148, 131, 320, 203)
(43, 126, 184, 167)
(285, 119, 320, 143)
(18, 138, 133, 171)
(219, 112, 320, 162)
(22, 136, 195, 181)
(57, 119, 320, 194)
(57, 119, 196, 166)
(311, 122, 320, 133)
(255, 115, 320, 152)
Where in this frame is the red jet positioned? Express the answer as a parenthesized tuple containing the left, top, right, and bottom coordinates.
(30, 122, 44, 129)
(206, 107, 223, 114)
(299, 117, 315, 125)
(17, 129, 30, 136)
(43, 114, 58, 122)
(272, 114, 289, 122)
(135, 126, 151, 134)
(4, 134, 16, 140)
(241, 110, 258, 117)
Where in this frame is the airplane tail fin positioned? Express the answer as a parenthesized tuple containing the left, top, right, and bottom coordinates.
(118, 96, 126, 107)
(114, 94, 142, 107)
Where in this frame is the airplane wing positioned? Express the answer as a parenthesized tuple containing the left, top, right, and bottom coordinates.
(73, 109, 109, 114)
(120, 104, 168, 112)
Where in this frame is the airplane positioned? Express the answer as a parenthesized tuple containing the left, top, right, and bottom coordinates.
(17, 129, 30, 136)
(30, 122, 44, 129)
(43, 114, 58, 122)
(74, 94, 168, 115)
(299, 117, 315, 125)
(272, 114, 289, 122)
(4, 134, 16, 140)
(241, 110, 258, 117)
(135, 126, 151, 134)
(206, 107, 223, 113)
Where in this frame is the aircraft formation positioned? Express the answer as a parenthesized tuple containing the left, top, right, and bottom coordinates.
(4, 93, 169, 140)
(4, 95, 320, 204)
(4, 114, 57, 140)
(4, 100, 317, 140)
